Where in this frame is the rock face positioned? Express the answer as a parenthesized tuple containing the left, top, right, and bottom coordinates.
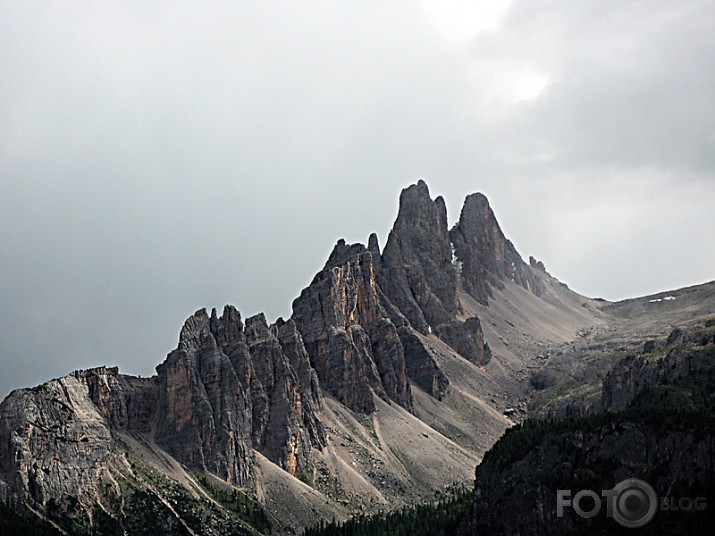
(0, 367, 156, 505)
(379, 180, 459, 334)
(0, 306, 325, 509)
(0, 180, 507, 513)
(433, 317, 492, 366)
(601, 324, 715, 413)
(0, 367, 281, 536)
(274, 318, 323, 413)
(292, 240, 413, 413)
(396, 327, 449, 400)
(156, 306, 324, 483)
(600, 353, 667, 413)
(81, 367, 157, 432)
(156, 308, 254, 485)
(367, 232, 382, 274)
(450, 192, 542, 305)
(245, 313, 326, 476)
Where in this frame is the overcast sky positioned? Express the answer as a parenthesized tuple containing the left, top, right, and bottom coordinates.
(1, 1, 714, 399)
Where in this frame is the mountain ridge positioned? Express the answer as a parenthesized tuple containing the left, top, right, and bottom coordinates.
(1, 181, 711, 535)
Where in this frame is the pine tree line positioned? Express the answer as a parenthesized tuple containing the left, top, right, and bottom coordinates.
(302, 485, 472, 536)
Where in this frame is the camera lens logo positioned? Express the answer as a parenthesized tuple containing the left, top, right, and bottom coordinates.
(609, 479, 658, 528)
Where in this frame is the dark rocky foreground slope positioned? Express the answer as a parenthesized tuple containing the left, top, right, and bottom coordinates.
(0, 180, 711, 535)
(457, 319, 715, 535)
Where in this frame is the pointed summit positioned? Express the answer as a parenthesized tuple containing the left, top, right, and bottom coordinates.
(367, 232, 381, 272)
(450, 192, 542, 304)
(378, 182, 458, 333)
(390, 181, 448, 237)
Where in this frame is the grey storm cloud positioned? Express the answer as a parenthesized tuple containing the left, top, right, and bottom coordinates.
(1, 0, 714, 399)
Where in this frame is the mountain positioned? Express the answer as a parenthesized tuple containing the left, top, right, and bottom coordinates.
(0, 181, 711, 535)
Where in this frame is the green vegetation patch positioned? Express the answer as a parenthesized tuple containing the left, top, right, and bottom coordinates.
(193, 471, 273, 535)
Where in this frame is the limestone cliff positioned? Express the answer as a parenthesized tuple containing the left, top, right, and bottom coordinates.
(157, 306, 325, 482)
(374, 181, 492, 371)
(0, 367, 155, 505)
(292, 240, 413, 413)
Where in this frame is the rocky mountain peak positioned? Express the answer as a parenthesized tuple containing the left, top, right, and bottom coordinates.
(391, 181, 449, 239)
(434, 195, 448, 226)
(0, 179, 614, 534)
(210, 304, 245, 346)
(324, 238, 370, 272)
(450, 192, 543, 304)
(177, 308, 212, 351)
(367, 232, 382, 272)
(156, 303, 325, 484)
(379, 182, 458, 333)
(529, 256, 547, 272)
(179, 305, 249, 351)
(245, 312, 272, 342)
(461, 191, 490, 215)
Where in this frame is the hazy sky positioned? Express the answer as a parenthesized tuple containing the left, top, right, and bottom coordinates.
(1, 1, 714, 399)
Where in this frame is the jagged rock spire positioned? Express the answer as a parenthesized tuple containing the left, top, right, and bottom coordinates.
(378, 180, 459, 334)
(450, 192, 542, 305)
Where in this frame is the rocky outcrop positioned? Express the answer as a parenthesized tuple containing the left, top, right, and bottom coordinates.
(528, 255, 547, 272)
(290, 230, 465, 410)
(602, 324, 715, 412)
(367, 232, 382, 274)
(460, 419, 715, 535)
(378, 180, 458, 334)
(156, 305, 324, 482)
(275, 317, 323, 412)
(600, 353, 668, 413)
(80, 366, 158, 432)
(0, 367, 156, 505)
(450, 192, 542, 305)
(0, 374, 271, 536)
(396, 327, 449, 400)
(432, 317, 491, 366)
(643, 339, 661, 353)
(292, 240, 413, 413)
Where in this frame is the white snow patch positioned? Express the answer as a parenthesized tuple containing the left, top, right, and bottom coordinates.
(649, 296, 676, 303)
(450, 242, 463, 275)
